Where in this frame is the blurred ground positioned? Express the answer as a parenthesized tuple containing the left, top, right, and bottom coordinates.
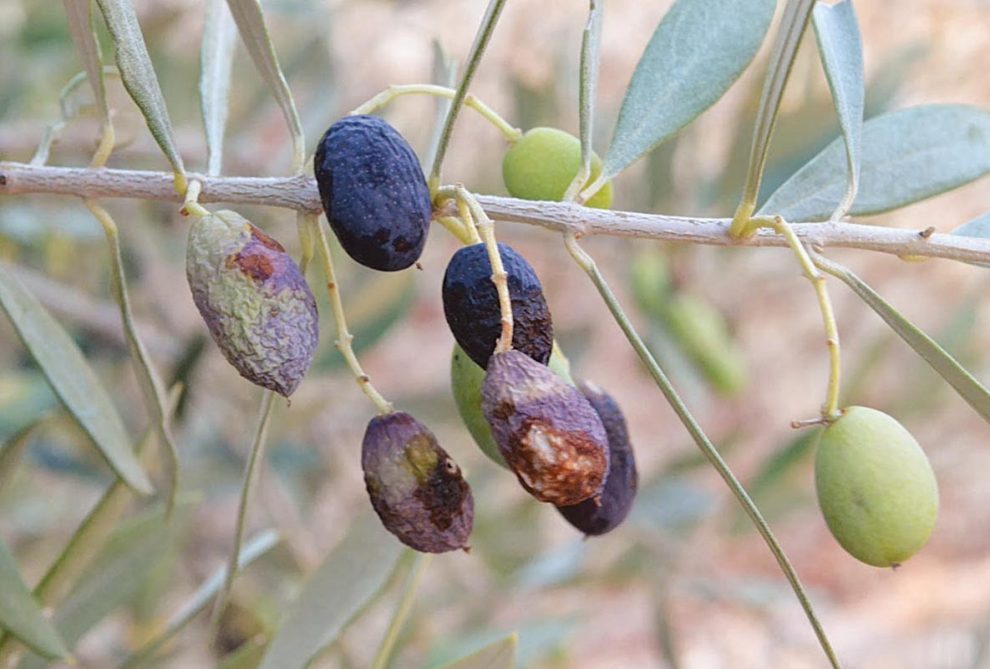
(2, 0, 990, 667)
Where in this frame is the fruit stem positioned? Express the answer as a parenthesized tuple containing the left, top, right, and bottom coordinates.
(434, 215, 480, 246)
(307, 213, 395, 415)
(181, 179, 210, 218)
(210, 389, 277, 638)
(563, 232, 842, 669)
(350, 84, 521, 145)
(758, 216, 842, 421)
(428, 0, 511, 188)
(439, 185, 514, 354)
(85, 199, 180, 517)
(369, 552, 431, 669)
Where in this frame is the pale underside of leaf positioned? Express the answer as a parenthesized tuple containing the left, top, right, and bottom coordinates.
(62, 0, 109, 121)
(0, 539, 69, 661)
(94, 0, 185, 176)
(0, 263, 152, 494)
(603, 0, 776, 179)
(760, 104, 990, 221)
(440, 634, 517, 669)
(257, 512, 404, 669)
(201, 0, 238, 177)
(812, 0, 864, 221)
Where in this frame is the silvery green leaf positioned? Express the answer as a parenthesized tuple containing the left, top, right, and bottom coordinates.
(0, 538, 69, 660)
(201, 0, 238, 176)
(812, 0, 864, 220)
(94, 0, 185, 175)
(760, 105, 990, 221)
(258, 512, 403, 669)
(0, 263, 152, 495)
(603, 0, 776, 179)
(62, 0, 109, 121)
(225, 0, 305, 171)
(952, 211, 990, 239)
(818, 256, 990, 423)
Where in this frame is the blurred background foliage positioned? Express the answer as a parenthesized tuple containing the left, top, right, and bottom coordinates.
(1, 0, 990, 667)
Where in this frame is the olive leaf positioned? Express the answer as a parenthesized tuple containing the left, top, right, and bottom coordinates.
(200, 0, 238, 176)
(0, 263, 152, 495)
(759, 105, 990, 221)
(0, 538, 69, 661)
(812, 0, 864, 221)
(438, 634, 517, 669)
(257, 512, 404, 669)
(62, 0, 109, 122)
(119, 530, 280, 669)
(224, 0, 305, 172)
(93, 0, 185, 176)
(0, 417, 48, 494)
(17, 504, 189, 669)
(815, 255, 990, 424)
(952, 211, 990, 239)
(603, 0, 776, 180)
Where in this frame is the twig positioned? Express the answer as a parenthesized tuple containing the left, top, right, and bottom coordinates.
(3, 163, 990, 265)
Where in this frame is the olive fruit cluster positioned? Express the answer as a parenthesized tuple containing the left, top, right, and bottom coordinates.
(815, 406, 938, 568)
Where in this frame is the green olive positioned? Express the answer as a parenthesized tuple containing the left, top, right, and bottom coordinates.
(450, 341, 574, 468)
(815, 406, 939, 567)
(502, 127, 613, 209)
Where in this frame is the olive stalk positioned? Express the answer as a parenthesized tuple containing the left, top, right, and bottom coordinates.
(369, 553, 431, 669)
(210, 388, 277, 636)
(350, 84, 521, 144)
(85, 200, 181, 514)
(308, 213, 394, 414)
(563, 233, 842, 669)
(437, 185, 514, 354)
(758, 215, 842, 420)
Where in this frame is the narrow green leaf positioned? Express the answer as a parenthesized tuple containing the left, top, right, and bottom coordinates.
(0, 263, 152, 495)
(816, 255, 990, 423)
(219, 637, 268, 669)
(733, 0, 816, 228)
(0, 539, 69, 661)
(760, 105, 990, 221)
(224, 0, 305, 172)
(93, 0, 185, 176)
(16, 503, 191, 669)
(604, 0, 776, 179)
(200, 0, 238, 176)
(62, 0, 109, 121)
(258, 512, 404, 669)
(423, 40, 457, 172)
(812, 0, 864, 221)
(439, 634, 517, 669)
(120, 530, 279, 669)
(566, 0, 604, 203)
(0, 418, 48, 494)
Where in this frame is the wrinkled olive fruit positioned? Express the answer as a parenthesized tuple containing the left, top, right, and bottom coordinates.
(502, 127, 613, 209)
(443, 242, 553, 368)
(314, 115, 432, 271)
(482, 350, 608, 505)
(186, 210, 318, 397)
(362, 411, 474, 553)
(815, 406, 939, 568)
(451, 341, 574, 468)
(557, 381, 638, 536)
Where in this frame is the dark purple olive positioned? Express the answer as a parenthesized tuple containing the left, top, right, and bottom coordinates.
(314, 115, 432, 271)
(362, 411, 473, 553)
(557, 381, 638, 536)
(482, 350, 608, 505)
(442, 242, 553, 369)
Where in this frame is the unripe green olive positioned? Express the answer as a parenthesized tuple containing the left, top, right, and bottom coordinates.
(815, 406, 939, 568)
(450, 341, 574, 468)
(502, 127, 613, 209)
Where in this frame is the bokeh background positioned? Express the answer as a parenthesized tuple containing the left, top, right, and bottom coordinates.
(2, 0, 990, 667)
